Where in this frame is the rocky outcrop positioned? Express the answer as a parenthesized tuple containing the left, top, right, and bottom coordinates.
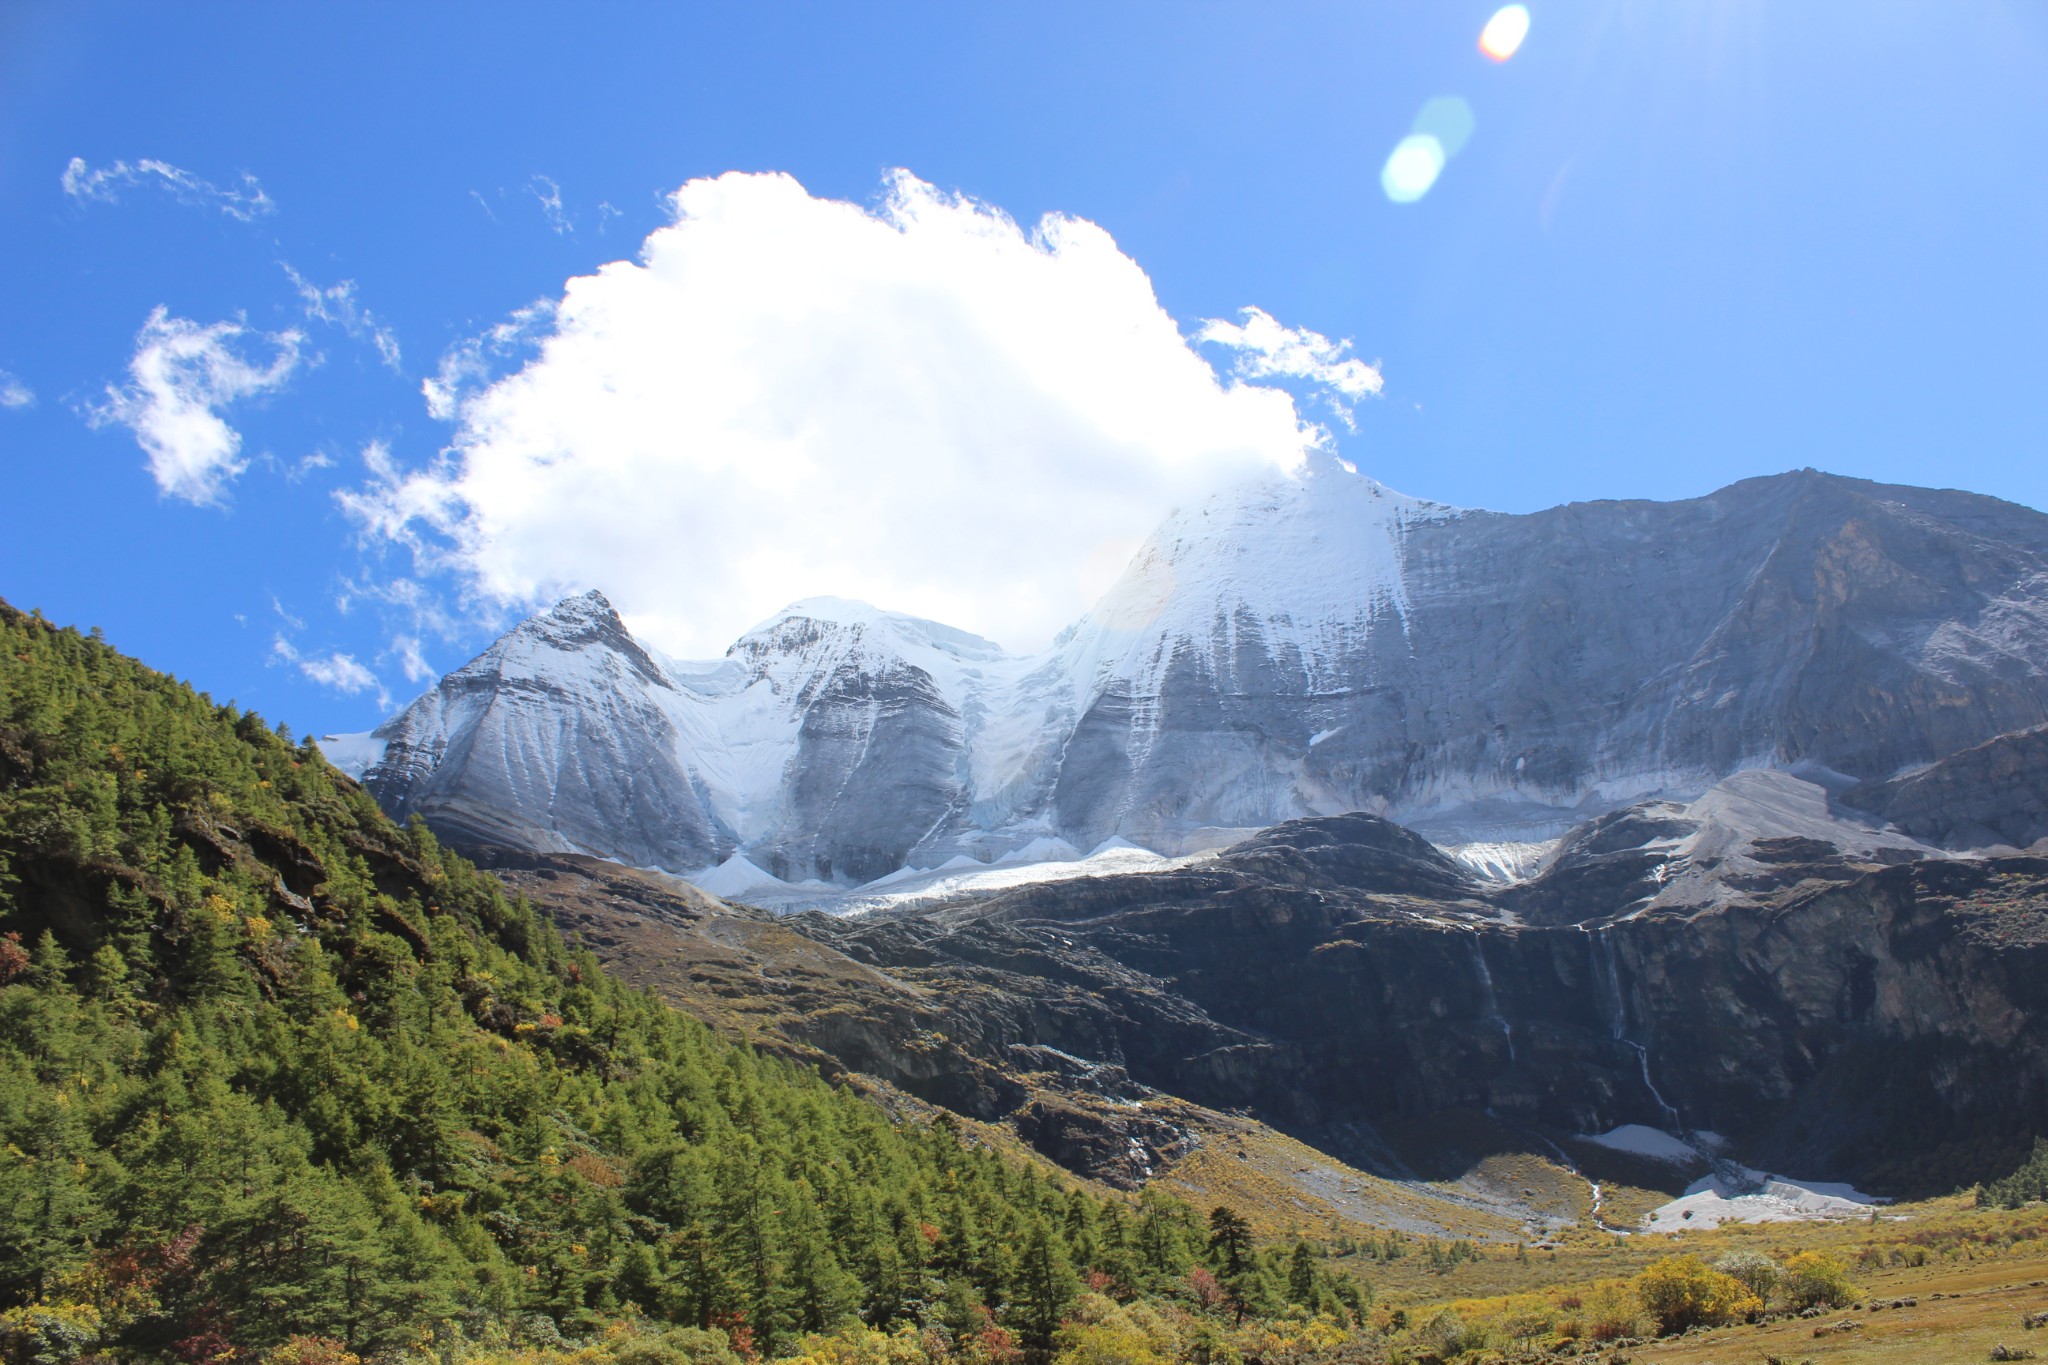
(1841, 725, 2048, 851)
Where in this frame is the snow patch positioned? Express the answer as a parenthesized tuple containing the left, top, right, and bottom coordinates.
(687, 854, 789, 899)
(998, 837, 1083, 865)
(1446, 839, 1555, 884)
(1642, 1168, 1885, 1232)
(1580, 1125, 1703, 1164)
(767, 841, 1188, 915)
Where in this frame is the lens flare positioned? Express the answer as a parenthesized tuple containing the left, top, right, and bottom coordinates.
(1479, 4, 1531, 61)
(1380, 134, 1447, 204)
(1413, 96, 1476, 158)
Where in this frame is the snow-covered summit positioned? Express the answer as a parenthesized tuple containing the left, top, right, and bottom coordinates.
(457, 588, 670, 688)
(1063, 455, 1453, 694)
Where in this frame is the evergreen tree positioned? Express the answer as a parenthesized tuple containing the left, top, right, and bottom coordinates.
(1287, 1241, 1317, 1308)
(1205, 1206, 1251, 1275)
(1006, 1220, 1077, 1361)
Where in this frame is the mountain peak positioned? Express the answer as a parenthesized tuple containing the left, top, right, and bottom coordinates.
(491, 588, 668, 686)
(526, 587, 622, 634)
(733, 597, 1010, 667)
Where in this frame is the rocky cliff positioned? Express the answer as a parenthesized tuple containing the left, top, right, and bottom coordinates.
(1842, 724, 2048, 852)
(758, 773, 2048, 1197)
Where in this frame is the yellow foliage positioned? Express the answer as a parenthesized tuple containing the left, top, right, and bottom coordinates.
(1633, 1255, 1762, 1336)
(1557, 1279, 1645, 1343)
(262, 1335, 363, 1365)
(1228, 1312, 1351, 1364)
(777, 1323, 930, 1365)
(1052, 1320, 1168, 1365)
(1782, 1250, 1859, 1310)
(1053, 1294, 1180, 1365)
(0, 1302, 105, 1365)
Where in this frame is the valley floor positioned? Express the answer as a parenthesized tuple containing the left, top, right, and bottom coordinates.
(1364, 1196, 2048, 1364)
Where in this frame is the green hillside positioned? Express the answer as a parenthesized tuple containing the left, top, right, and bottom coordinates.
(0, 602, 1381, 1362)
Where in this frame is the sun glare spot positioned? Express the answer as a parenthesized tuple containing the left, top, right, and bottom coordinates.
(1381, 134, 1447, 204)
(1479, 4, 1531, 62)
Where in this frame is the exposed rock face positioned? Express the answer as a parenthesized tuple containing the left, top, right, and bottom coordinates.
(787, 776, 2048, 1195)
(1306, 470, 2048, 840)
(1841, 725, 2048, 852)
(330, 466, 2048, 886)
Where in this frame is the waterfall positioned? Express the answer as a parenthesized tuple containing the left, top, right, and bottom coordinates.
(1590, 927, 1627, 1040)
(1467, 933, 1516, 1061)
(1623, 1039, 1682, 1130)
(1583, 926, 1682, 1130)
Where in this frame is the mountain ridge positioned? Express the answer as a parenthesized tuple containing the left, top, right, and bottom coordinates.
(329, 465, 2048, 891)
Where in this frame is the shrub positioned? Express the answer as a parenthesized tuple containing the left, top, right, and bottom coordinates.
(1410, 1308, 1489, 1364)
(1782, 1252, 1859, 1311)
(0, 1303, 103, 1365)
(1577, 1282, 1644, 1343)
(1711, 1251, 1784, 1309)
(262, 1338, 360, 1365)
(1634, 1256, 1763, 1336)
(1052, 1298, 1171, 1365)
(262, 1342, 362, 1365)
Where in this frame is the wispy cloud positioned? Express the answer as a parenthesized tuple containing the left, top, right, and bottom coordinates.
(528, 175, 572, 234)
(270, 629, 388, 705)
(333, 561, 466, 640)
(88, 308, 304, 506)
(283, 264, 401, 369)
(418, 301, 556, 422)
(62, 156, 276, 221)
(1196, 307, 1383, 428)
(390, 634, 437, 684)
(0, 371, 33, 410)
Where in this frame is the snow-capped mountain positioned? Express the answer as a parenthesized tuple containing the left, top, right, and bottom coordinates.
(327, 462, 2048, 891)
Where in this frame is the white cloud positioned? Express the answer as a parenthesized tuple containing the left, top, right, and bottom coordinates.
(1197, 307, 1383, 428)
(283, 265, 401, 368)
(0, 371, 33, 409)
(271, 630, 387, 704)
(298, 651, 380, 695)
(89, 308, 304, 505)
(285, 450, 336, 483)
(390, 635, 437, 684)
(344, 169, 1362, 656)
(529, 175, 572, 234)
(63, 156, 275, 220)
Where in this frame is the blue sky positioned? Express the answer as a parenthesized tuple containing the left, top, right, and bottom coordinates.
(3, 2, 2045, 736)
